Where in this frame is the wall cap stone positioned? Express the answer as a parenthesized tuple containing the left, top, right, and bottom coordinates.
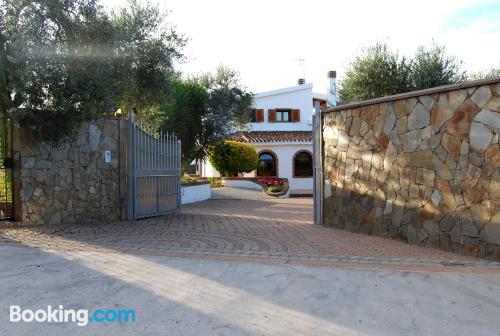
(324, 77, 500, 113)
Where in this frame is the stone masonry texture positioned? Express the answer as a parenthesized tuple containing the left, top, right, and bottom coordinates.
(14, 118, 128, 225)
(322, 80, 500, 261)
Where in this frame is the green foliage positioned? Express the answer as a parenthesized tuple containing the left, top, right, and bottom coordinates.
(155, 79, 208, 168)
(337, 43, 412, 104)
(268, 185, 283, 193)
(207, 177, 222, 188)
(155, 66, 253, 168)
(208, 141, 258, 177)
(337, 43, 466, 104)
(468, 67, 500, 81)
(411, 43, 466, 90)
(0, 169, 12, 202)
(181, 176, 198, 185)
(0, 0, 185, 143)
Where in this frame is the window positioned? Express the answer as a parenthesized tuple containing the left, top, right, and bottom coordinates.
(268, 109, 299, 122)
(250, 109, 264, 122)
(275, 109, 291, 122)
(293, 151, 313, 177)
(249, 109, 257, 122)
(257, 152, 277, 177)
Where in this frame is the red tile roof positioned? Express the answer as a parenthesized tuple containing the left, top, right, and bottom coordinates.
(227, 131, 312, 143)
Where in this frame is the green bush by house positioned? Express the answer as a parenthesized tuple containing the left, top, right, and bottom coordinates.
(208, 141, 258, 177)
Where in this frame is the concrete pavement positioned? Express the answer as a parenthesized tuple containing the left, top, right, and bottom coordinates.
(1, 244, 500, 336)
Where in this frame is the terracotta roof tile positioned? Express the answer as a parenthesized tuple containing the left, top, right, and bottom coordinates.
(227, 131, 312, 143)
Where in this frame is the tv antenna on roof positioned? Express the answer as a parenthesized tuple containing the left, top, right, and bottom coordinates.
(292, 58, 306, 81)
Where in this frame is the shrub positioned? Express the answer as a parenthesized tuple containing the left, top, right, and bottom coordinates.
(268, 185, 283, 193)
(208, 141, 258, 177)
(207, 177, 223, 188)
(181, 176, 198, 185)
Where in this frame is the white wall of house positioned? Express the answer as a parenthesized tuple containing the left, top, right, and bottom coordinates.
(200, 160, 220, 178)
(250, 84, 314, 131)
(246, 143, 313, 194)
(200, 142, 313, 194)
(198, 82, 323, 196)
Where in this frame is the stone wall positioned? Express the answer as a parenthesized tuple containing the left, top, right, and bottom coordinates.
(321, 78, 500, 260)
(13, 118, 128, 225)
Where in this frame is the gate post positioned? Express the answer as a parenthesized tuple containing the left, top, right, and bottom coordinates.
(312, 102, 323, 225)
(177, 139, 182, 210)
(127, 112, 135, 221)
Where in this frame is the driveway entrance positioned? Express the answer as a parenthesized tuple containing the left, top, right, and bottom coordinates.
(210, 186, 278, 200)
(1, 196, 499, 272)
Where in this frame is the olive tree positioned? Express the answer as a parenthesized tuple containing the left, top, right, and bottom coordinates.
(337, 42, 466, 105)
(0, 0, 185, 143)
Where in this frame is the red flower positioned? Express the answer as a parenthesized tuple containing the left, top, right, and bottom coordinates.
(258, 178, 284, 186)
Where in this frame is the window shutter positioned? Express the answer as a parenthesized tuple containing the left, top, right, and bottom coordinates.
(291, 109, 300, 122)
(268, 109, 276, 122)
(256, 109, 264, 122)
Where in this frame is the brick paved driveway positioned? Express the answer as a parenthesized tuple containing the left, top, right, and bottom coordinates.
(1, 197, 499, 272)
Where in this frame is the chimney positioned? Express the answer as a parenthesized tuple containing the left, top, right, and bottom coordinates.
(297, 78, 305, 85)
(327, 70, 337, 107)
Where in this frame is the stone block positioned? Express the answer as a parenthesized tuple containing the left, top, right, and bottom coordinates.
(409, 185, 420, 198)
(479, 212, 500, 245)
(431, 94, 453, 131)
(420, 201, 437, 221)
(102, 137, 118, 151)
(419, 95, 435, 110)
(89, 124, 101, 151)
(383, 111, 396, 135)
(485, 97, 500, 111)
(408, 103, 430, 130)
(407, 150, 433, 169)
(51, 149, 67, 161)
(407, 225, 420, 245)
(435, 179, 457, 209)
(400, 130, 420, 152)
(396, 116, 408, 134)
(469, 122, 494, 151)
(391, 196, 405, 227)
(383, 142, 397, 171)
(394, 100, 407, 118)
(474, 109, 500, 128)
(470, 85, 492, 108)
(448, 89, 467, 110)
(423, 220, 440, 240)
(416, 168, 435, 187)
(446, 100, 479, 140)
(21, 157, 36, 169)
(462, 217, 479, 238)
(441, 133, 461, 161)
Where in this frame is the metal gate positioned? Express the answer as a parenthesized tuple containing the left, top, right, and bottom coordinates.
(128, 114, 181, 220)
(0, 113, 13, 220)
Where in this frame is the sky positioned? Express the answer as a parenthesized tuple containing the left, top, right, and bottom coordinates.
(104, 0, 500, 94)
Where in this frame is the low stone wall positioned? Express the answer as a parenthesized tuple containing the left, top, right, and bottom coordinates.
(321, 78, 500, 260)
(13, 118, 128, 225)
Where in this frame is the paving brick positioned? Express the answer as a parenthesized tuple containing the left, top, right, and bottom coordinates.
(1, 198, 499, 272)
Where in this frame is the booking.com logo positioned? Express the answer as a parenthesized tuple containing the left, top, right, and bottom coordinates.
(10, 305, 136, 327)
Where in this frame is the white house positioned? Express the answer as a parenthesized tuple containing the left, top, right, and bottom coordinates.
(199, 72, 337, 196)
